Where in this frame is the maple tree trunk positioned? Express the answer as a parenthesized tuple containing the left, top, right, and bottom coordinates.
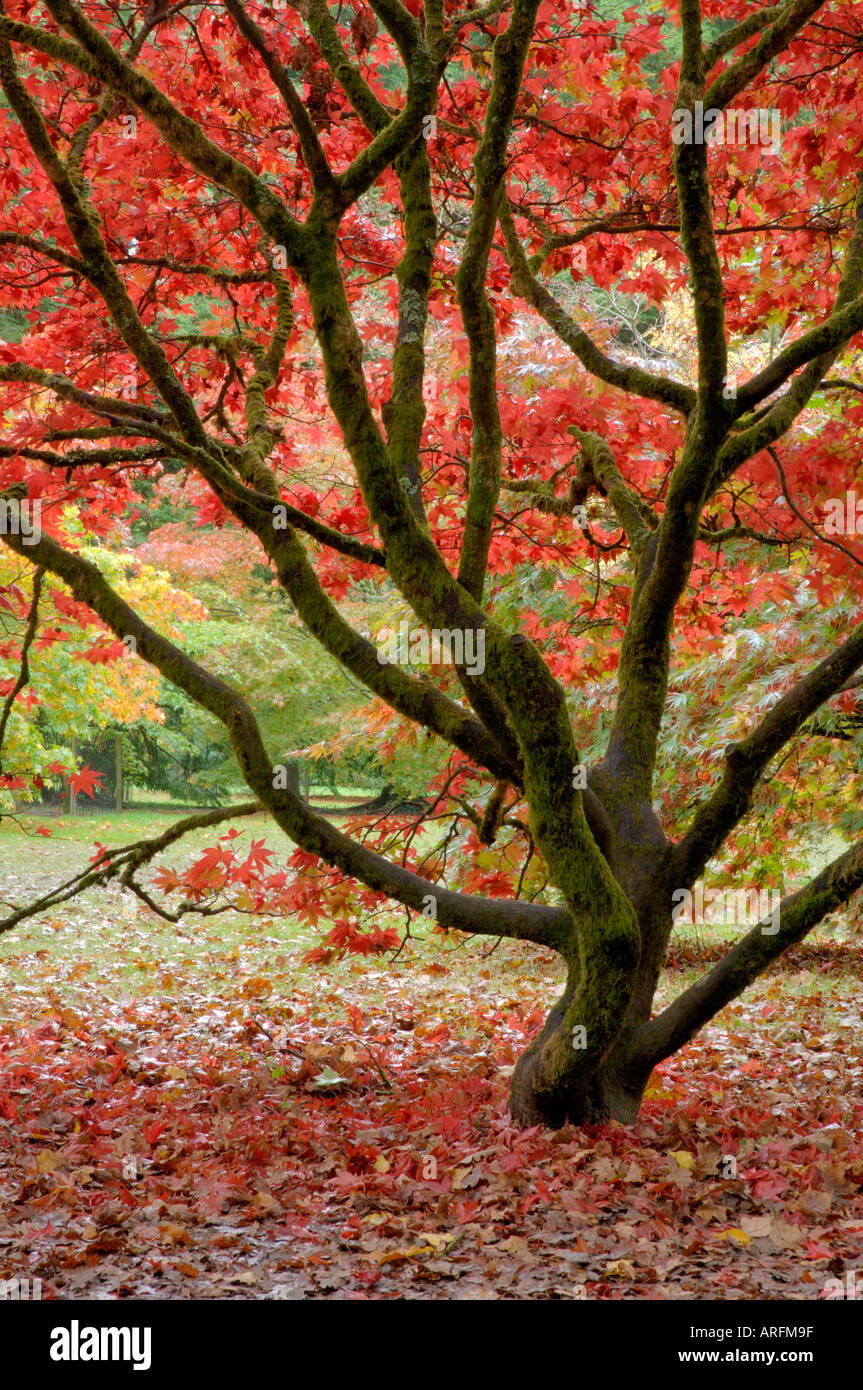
(507, 907, 664, 1127)
(509, 1040, 651, 1127)
(507, 791, 675, 1127)
(505, 781, 863, 1126)
(508, 977, 661, 1127)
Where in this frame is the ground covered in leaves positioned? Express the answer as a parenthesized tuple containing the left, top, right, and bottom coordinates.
(1, 813, 862, 1300)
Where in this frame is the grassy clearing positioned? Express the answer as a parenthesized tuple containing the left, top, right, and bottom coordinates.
(0, 807, 857, 1035)
(0, 807, 560, 1031)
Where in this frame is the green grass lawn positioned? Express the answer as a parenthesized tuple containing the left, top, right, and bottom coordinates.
(0, 803, 543, 1028)
(0, 804, 856, 1032)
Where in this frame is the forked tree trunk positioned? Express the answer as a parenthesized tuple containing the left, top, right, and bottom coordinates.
(507, 921, 667, 1126)
(509, 1031, 652, 1126)
(508, 790, 673, 1127)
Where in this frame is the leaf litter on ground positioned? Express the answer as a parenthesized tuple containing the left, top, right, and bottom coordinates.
(1, 835, 862, 1300)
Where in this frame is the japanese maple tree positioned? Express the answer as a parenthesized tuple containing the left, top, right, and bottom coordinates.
(1, 0, 862, 1126)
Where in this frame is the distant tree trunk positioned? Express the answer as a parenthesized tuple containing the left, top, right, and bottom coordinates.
(115, 734, 123, 814)
(64, 736, 77, 816)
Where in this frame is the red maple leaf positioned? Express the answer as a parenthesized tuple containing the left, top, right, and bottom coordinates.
(76, 640, 126, 665)
(151, 866, 182, 894)
(66, 765, 104, 799)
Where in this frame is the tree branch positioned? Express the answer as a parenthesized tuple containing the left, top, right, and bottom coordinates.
(633, 836, 863, 1070)
(455, 0, 540, 601)
(222, 0, 334, 193)
(704, 0, 828, 111)
(499, 197, 696, 415)
(3, 4, 302, 258)
(567, 427, 652, 553)
(675, 0, 726, 401)
(0, 524, 569, 946)
(0, 566, 42, 770)
(703, 5, 780, 70)
(0, 801, 262, 934)
(716, 179, 863, 482)
(673, 616, 863, 886)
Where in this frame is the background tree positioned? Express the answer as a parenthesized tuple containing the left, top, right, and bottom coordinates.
(0, 0, 862, 1126)
(0, 533, 206, 805)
